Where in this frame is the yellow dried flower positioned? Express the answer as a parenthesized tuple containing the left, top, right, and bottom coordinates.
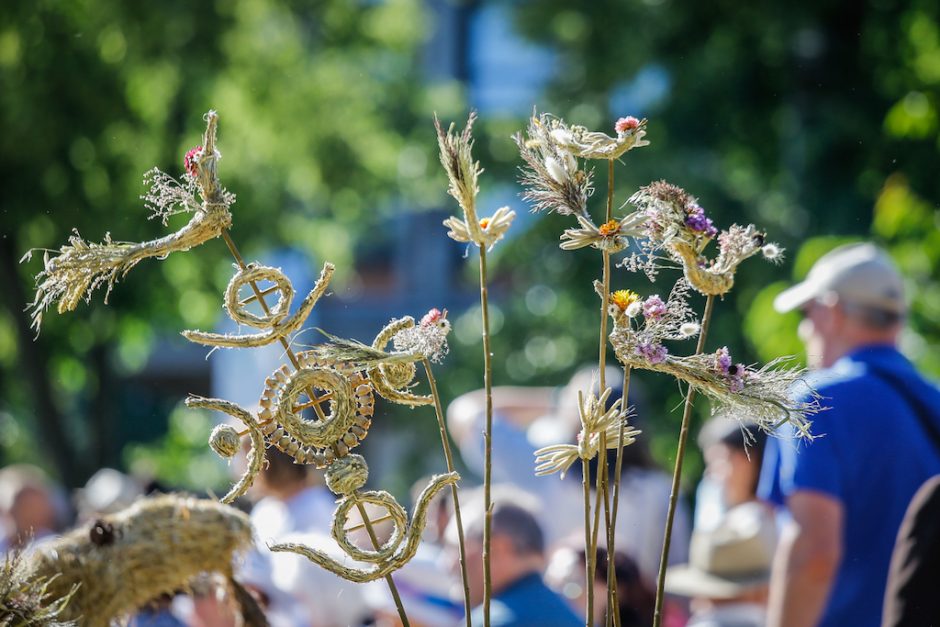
(611, 290, 641, 312)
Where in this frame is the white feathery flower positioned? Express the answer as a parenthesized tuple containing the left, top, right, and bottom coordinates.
(679, 322, 700, 337)
(761, 243, 784, 263)
(626, 301, 642, 318)
(544, 156, 568, 185)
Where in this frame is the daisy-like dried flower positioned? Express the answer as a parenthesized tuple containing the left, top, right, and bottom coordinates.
(615, 116, 641, 134)
(533, 388, 639, 478)
(443, 205, 516, 251)
(392, 308, 452, 363)
(559, 212, 647, 253)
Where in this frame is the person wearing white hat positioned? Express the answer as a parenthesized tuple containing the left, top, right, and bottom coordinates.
(758, 242, 940, 627)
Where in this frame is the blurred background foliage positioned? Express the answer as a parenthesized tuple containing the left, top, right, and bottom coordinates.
(1, 0, 938, 496)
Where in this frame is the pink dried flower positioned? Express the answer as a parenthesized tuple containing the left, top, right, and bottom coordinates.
(420, 308, 446, 327)
(615, 116, 641, 134)
(184, 145, 203, 177)
(642, 295, 667, 319)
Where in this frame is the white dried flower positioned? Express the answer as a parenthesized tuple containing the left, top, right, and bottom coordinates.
(544, 156, 568, 185)
(762, 243, 784, 263)
(679, 322, 700, 337)
(443, 206, 516, 250)
(626, 301, 642, 318)
(551, 128, 575, 145)
(561, 150, 578, 175)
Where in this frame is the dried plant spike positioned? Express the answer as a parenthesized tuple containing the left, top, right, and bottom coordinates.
(435, 112, 484, 243)
(368, 317, 432, 407)
(27, 204, 232, 331)
(514, 113, 593, 218)
(610, 340, 818, 437)
(269, 472, 460, 583)
(183, 262, 334, 348)
(0, 551, 78, 626)
(26, 495, 252, 626)
(186, 396, 266, 503)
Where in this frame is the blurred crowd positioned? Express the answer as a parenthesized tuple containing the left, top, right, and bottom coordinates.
(2, 243, 939, 627)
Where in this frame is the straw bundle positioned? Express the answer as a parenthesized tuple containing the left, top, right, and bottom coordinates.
(26, 495, 252, 626)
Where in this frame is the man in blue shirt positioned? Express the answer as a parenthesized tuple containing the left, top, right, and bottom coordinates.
(448, 487, 582, 626)
(759, 243, 940, 627)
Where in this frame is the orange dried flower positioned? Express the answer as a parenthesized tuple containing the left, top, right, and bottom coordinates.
(598, 220, 621, 237)
(480, 217, 491, 230)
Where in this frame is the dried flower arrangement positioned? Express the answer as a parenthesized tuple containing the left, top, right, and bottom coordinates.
(20, 106, 822, 627)
(514, 111, 820, 627)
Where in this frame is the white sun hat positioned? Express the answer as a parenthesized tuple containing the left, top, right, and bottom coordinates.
(773, 242, 905, 315)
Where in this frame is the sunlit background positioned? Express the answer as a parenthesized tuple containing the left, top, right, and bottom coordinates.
(1, 0, 939, 499)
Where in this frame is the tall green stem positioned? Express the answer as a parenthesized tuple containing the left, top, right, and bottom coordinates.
(608, 366, 631, 627)
(479, 246, 494, 627)
(590, 157, 614, 625)
(422, 358, 472, 626)
(583, 456, 594, 627)
(652, 294, 715, 627)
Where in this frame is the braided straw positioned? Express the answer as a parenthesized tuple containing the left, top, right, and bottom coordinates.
(325, 454, 369, 495)
(26, 495, 252, 627)
(186, 396, 266, 503)
(368, 317, 431, 407)
(224, 264, 294, 328)
(270, 472, 459, 582)
(183, 262, 334, 348)
(669, 241, 735, 296)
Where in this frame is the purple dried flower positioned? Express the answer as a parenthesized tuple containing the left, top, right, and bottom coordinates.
(684, 205, 718, 237)
(636, 341, 668, 364)
(715, 347, 732, 374)
(642, 295, 667, 319)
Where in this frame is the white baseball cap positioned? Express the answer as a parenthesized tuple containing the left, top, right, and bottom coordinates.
(773, 243, 905, 315)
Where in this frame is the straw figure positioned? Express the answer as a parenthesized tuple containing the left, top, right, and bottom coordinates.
(25, 495, 253, 626)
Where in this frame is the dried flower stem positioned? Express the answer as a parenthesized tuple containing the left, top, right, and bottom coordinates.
(608, 365, 632, 627)
(220, 229, 408, 625)
(479, 245, 494, 627)
(354, 499, 410, 627)
(582, 456, 594, 627)
(652, 294, 715, 627)
(422, 358, 472, 627)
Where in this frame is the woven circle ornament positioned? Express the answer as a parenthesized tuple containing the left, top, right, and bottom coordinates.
(224, 264, 294, 328)
(259, 352, 374, 467)
(332, 491, 408, 563)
